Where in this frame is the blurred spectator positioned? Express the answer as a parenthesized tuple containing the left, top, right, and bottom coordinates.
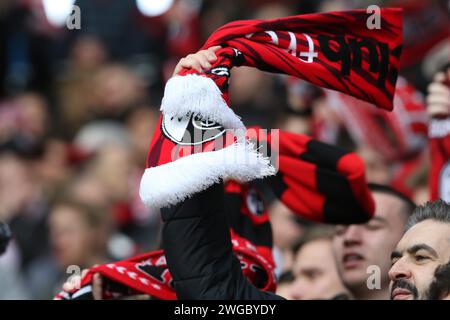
(88, 144, 134, 205)
(50, 198, 111, 268)
(357, 147, 391, 185)
(401, 155, 430, 205)
(33, 138, 74, 191)
(125, 105, 158, 168)
(74, 121, 161, 251)
(0, 220, 30, 299)
(0, 262, 30, 299)
(56, 35, 108, 137)
(392, 0, 449, 91)
(161, 0, 202, 80)
(58, 62, 147, 138)
(0, 1, 53, 96)
(89, 64, 146, 120)
(0, 152, 49, 270)
(426, 66, 450, 202)
(74, 121, 131, 154)
(0, 153, 36, 222)
(26, 197, 112, 299)
(200, 1, 246, 39)
(279, 78, 322, 135)
(124, 106, 162, 249)
(229, 66, 283, 128)
(289, 226, 350, 300)
(14, 93, 49, 141)
(427, 67, 450, 118)
(73, 0, 161, 60)
(0, 92, 49, 158)
(269, 200, 304, 278)
(69, 35, 108, 71)
(275, 271, 294, 300)
(333, 184, 416, 299)
(67, 172, 109, 208)
(0, 0, 447, 300)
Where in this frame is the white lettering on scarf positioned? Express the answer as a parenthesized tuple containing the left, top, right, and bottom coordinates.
(429, 118, 450, 138)
(258, 31, 318, 63)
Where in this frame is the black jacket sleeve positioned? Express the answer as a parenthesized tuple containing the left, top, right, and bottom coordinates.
(161, 182, 283, 300)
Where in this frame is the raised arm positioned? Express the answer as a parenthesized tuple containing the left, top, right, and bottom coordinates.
(161, 182, 282, 300)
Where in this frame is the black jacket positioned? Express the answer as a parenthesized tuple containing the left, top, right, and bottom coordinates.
(161, 182, 283, 300)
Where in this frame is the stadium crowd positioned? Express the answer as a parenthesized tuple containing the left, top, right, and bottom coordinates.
(0, 0, 449, 300)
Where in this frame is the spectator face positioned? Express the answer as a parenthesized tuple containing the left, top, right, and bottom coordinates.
(126, 107, 157, 165)
(229, 66, 272, 107)
(35, 139, 71, 186)
(91, 65, 144, 114)
(389, 220, 450, 300)
(276, 282, 293, 300)
(49, 205, 100, 267)
(333, 192, 408, 295)
(0, 154, 35, 220)
(357, 147, 390, 185)
(70, 36, 107, 70)
(290, 238, 347, 300)
(15, 93, 48, 139)
(92, 145, 134, 201)
(70, 175, 108, 207)
(270, 201, 303, 250)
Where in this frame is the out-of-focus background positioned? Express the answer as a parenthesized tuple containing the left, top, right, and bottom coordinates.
(0, 0, 448, 299)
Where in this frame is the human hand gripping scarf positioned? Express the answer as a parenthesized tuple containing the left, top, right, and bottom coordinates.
(56, 132, 375, 300)
(56, 125, 379, 300)
(139, 9, 403, 210)
(56, 9, 404, 301)
(54, 233, 276, 300)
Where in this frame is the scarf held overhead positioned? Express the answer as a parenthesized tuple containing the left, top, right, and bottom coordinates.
(166, 8, 403, 124)
(201, 8, 403, 110)
(140, 9, 402, 209)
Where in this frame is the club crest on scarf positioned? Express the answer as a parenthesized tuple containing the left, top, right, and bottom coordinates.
(246, 188, 265, 217)
(161, 113, 225, 146)
(139, 9, 403, 209)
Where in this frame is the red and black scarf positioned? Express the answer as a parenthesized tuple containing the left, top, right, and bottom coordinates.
(57, 128, 375, 300)
(247, 128, 375, 224)
(198, 8, 403, 110)
(140, 9, 403, 211)
(55, 233, 276, 300)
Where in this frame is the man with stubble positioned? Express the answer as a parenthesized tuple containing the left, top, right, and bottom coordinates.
(332, 184, 415, 299)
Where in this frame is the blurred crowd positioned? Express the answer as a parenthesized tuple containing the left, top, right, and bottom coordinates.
(0, 0, 449, 299)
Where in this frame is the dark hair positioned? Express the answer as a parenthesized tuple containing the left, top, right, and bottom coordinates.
(292, 225, 335, 255)
(368, 183, 416, 216)
(406, 199, 450, 230)
(428, 259, 450, 300)
(278, 270, 294, 284)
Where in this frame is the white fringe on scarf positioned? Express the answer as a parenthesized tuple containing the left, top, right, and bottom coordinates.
(139, 140, 275, 208)
(161, 74, 244, 129)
